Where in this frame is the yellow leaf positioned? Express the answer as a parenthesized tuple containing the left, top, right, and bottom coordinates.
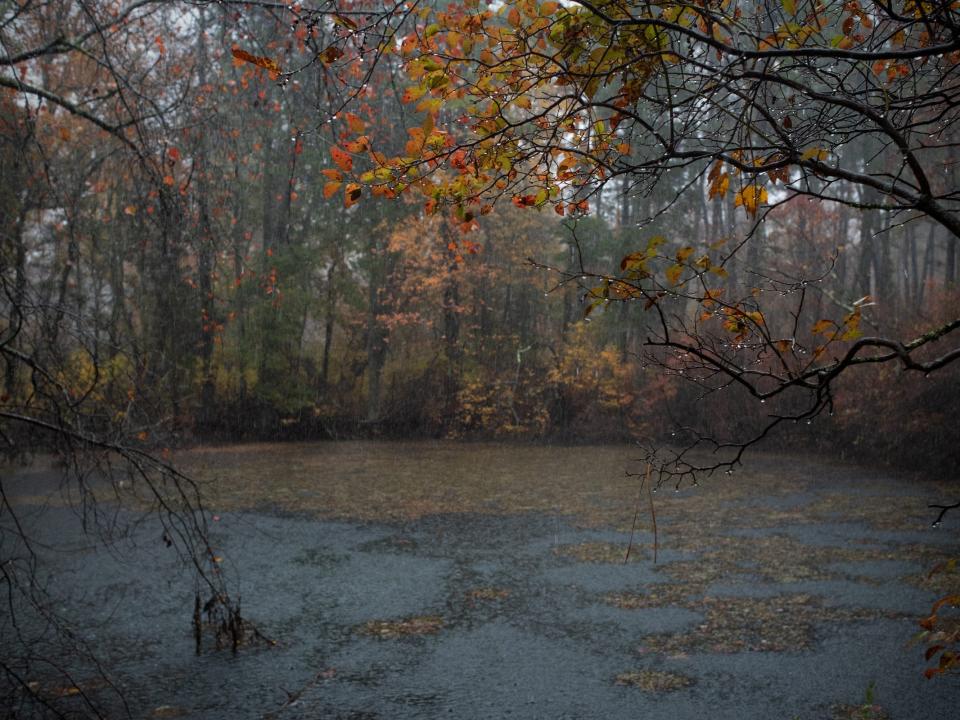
(800, 147, 828, 161)
(735, 184, 768, 216)
(665, 264, 684, 286)
(840, 307, 862, 340)
(709, 172, 730, 199)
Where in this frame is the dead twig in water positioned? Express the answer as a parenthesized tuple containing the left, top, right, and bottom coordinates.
(625, 463, 657, 564)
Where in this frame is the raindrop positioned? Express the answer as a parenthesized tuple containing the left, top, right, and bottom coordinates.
(932, 521, 941, 529)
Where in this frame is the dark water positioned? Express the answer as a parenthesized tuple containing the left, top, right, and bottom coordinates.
(3, 443, 959, 719)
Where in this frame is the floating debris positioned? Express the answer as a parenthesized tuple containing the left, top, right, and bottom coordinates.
(465, 587, 511, 601)
(554, 542, 643, 564)
(606, 584, 696, 608)
(830, 701, 891, 720)
(635, 594, 904, 654)
(360, 615, 445, 639)
(614, 670, 693, 692)
(150, 706, 187, 718)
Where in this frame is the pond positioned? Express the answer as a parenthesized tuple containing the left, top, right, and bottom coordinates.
(3, 441, 959, 719)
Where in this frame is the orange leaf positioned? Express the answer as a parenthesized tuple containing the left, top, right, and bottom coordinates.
(167, 147, 180, 161)
(323, 181, 342, 199)
(231, 47, 282, 76)
(330, 146, 353, 172)
(345, 136, 370, 154)
(344, 183, 361, 208)
(931, 594, 960, 613)
(811, 319, 834, 335)
(163, 175, 175, 186)
(345, 112, 366, 133)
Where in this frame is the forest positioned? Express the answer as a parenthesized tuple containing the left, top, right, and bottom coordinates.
(2, 0, 959, 469)
(2, 0, 960, 717)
